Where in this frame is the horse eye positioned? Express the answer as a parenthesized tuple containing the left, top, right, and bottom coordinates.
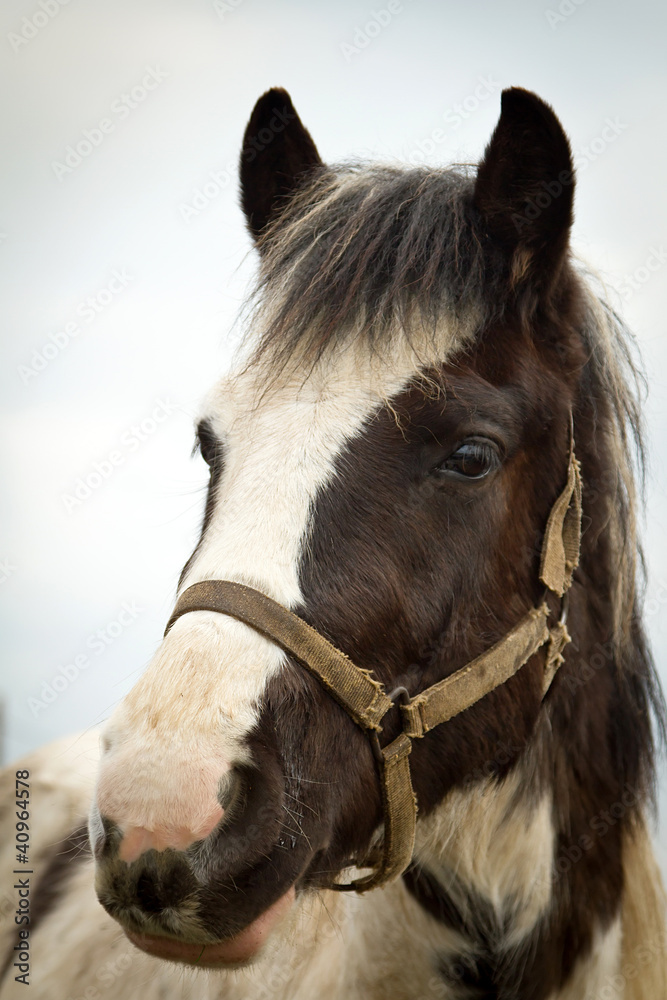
(435, 439, 500, 480)
(196, 422, 220, 468)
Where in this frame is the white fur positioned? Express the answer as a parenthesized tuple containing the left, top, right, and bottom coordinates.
(549, 919, 622, 999)
(415, 771, 556, 946)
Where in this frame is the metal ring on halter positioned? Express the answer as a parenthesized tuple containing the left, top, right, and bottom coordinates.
(368, 688, 412, 763)
(559, 591, 570, 627)
(388, 686, 411, 708)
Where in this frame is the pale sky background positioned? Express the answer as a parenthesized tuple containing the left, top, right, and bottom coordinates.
(1, 0, 667, 866)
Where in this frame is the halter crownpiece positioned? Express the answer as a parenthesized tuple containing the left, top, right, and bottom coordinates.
(165, 445, 582, 892)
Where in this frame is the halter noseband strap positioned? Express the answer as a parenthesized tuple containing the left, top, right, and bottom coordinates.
(164, 447, 582, 893)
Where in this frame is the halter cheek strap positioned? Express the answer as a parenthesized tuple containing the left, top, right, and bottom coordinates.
(164, 448, 582, 892)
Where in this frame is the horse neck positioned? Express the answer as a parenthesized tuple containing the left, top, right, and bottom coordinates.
(411, 752, 554, 939)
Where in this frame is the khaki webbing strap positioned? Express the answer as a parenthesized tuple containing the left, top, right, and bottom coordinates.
(349, 734, 416, 892)
(165, 580, 393, 731)
(542, 620, 571, 695)
(539, 449, 583, 597)
(401, 604, 551, 738)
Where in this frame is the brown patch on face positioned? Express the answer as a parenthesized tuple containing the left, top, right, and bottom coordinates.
(293, 315, 575, 815)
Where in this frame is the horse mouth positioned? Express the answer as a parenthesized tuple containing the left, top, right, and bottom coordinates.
(124, 886, 296, 967)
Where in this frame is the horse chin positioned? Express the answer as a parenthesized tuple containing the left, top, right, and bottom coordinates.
(124, 887, 296, 968)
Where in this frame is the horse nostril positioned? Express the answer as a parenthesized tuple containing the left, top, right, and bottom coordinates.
(218, 767, 245, 819)
(135, 871, 164, 914)
(132, 855, 198, 916)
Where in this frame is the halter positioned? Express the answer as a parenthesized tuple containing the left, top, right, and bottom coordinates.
(165, 444, 582, 892)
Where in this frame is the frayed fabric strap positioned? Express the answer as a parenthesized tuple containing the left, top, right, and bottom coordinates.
(401, 605, 550, 739)
(348, 733, 416, 892)
(165, 580, 393, 731)
(165, 446, 582, 893)
(539, 448, 582, 597)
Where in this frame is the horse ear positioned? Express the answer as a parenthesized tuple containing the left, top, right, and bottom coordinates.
(473, 88, 574, 287)
(240, 88, 323, 243)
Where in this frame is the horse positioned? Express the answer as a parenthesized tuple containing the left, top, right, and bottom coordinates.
(1, 85, 666, 1000)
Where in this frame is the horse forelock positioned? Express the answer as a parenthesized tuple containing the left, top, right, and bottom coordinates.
(240, 164, 488, 375)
